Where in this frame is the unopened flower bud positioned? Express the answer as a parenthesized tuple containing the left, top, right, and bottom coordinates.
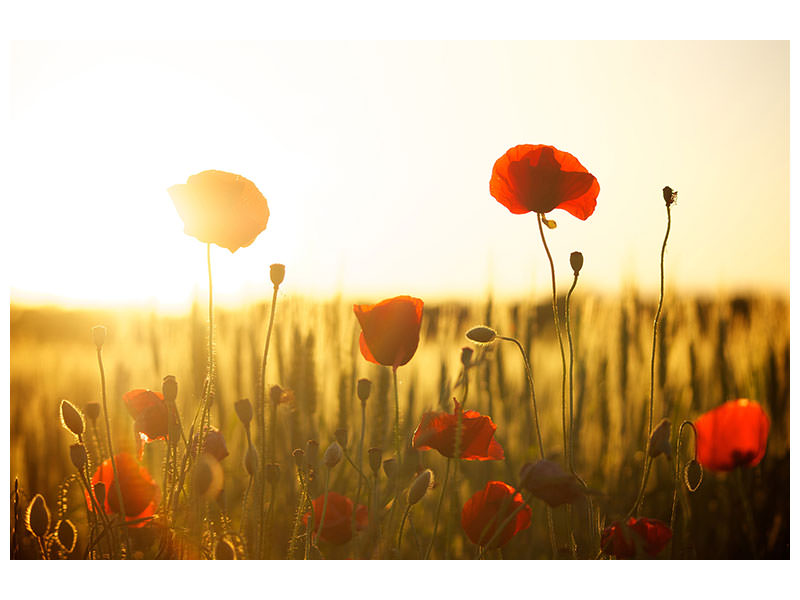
(244, 444, 258, 477)
(56, 519, 77, 553)
(648, 418, 672, 459)
(324, 441, 343, 468)
(383, 457, 398, 479)
(663, 186, 677, 207)
(215, 538, 236, 560)
(292, 448, 305, 469)
(305, 440, 319, 466)
(92, 325, 106, 349)
(466, 326, 497, 344)
(26, 493, 50, 538)
(266, 463, 281, 485)
(460, 346, 474, 368)
(684, 459, 703, 492)
(69, 443, 87, 470)
(408, 469, 433, 505)
(357, 378, 372, 403)
(85, 402, 101, 422)
(234, 398, 253, 427)
(162, 375, 178, 405)
(93, 482, 106, 508)
(570, 251, 584, 276)
(334, 428, 348, 448)
(60, 399, 84, 436)
(270, 263, 286, 287)
(368, 447, 382, 475)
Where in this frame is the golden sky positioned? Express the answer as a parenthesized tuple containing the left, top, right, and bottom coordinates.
(7, 41, 789, 308)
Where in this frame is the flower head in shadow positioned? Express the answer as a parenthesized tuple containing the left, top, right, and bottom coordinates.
(302, 491, 368, 545)
(601, 517, 672, 559)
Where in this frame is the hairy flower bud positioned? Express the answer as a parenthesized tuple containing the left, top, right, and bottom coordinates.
(324, 441, 343, 468)
(357, 378, 372, 403)
(270, 263, 286, 287)
(56, 519, 77, 553)
(648, 418, 672, 459)
(466, 326, 497, 344)
(69, 443, 87, 470)
(368, 447, 382, 475)
(26, 494, 50, 538)
(408, 469, 433, 505)
(85, 402, 101, 422)
(570, 251, 584, 275)
(60, 399, 84, 436)
(684, 459, 703, 492)
(92, 325, 106, 349)
(234, 398, 253, 427)
(460, 346, 474, 367)
(162, 375, 178, 405)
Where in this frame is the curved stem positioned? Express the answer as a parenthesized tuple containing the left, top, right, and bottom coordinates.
(424, 457, 451, 559)
(396, 504, 412, 554)
(565, 274, 584, 482)
(498, 336, 544, 459)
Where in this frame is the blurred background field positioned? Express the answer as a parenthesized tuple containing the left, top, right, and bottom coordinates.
(9, 291, 789, 559)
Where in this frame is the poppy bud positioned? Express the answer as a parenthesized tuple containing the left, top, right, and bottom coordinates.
(162, 375, 178, 405)
(383, 457, 398, 480)
(466, 326, 497, 344)
(357, 378, 372, 403)
(85, 402, 101, 422)
(26, 493, 50, 538)
(570, 251, 584, 276)
(270, 263, 286, 287)
(215, 538, 236, 560)
(56, 519, 77, 553)
(684, 459, 703, 492)
(93, 482, 106, 508)
(266, 463, 281, 485)
(234, 398, 253, 427)
(192, 454, 223, 500)
(92, 325, 106, 349)
(60, 399, 85, 436)
(334, 428, 348, 448)
(368, 448, 382, 475)
(292, 448, 305, 469)
(269, 385, 283, 406)
(460, 346, 474, 367)
(663, 186, 677, 207)
(305, 440, 319, 466)
(408, 469, 433, 506)
(648, 418, 672, 459)
(244, 444, 258, 477)
(69, 443, 87, 470)
(324, 441, 343, 468)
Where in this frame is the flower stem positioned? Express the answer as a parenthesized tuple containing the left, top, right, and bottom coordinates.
(315, 467, 332, 552)
(392, 367, 401, 464)
(498, 336, 544, 459)
(424, 457, 451, 559)
(733, 467, 759, 558)
(396, 504, 412, 554)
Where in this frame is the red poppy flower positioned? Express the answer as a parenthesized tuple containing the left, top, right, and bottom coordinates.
(123, 389, 170, 458)
(490, 144, 599, 219)
(168, 170, 269, 252)
(695, 399, 770, 472)
(302, 492, 368, 545)
(412, 399, 504, 461)
(601, 517, 672, 559)
(353, 295, 423, 369)
(518, 459, 584, 507)
(85, 453, 160, 527)
(461, 481, 531, 548)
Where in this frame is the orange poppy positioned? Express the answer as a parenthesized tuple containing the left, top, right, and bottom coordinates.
(601, 517, 672, 559)
(85, 453, 160, 527)
(168, 170, 269, 252)
(461, 481, 531, 548)
(490, 144, 599, 219)
(412, 399, 504, 461)
(518, 459, 584, 507)
(695, 399, 770, 472)
(302, 492, 368, 545)
(353, 295, 423, 369)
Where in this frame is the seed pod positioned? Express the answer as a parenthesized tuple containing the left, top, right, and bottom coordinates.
(460, 346, 474, 367)
(570, 251, 584, 275)
(408, 469, 433, 505)
(69, 443, 87, 470)
(85, 402, 101, 422)
(357, 378, 372, 402)
(292, 448, 305, 469)
(162, 375, 178, 405)
(215, 538, 236, 560)
(26, 494, 50, 538)
(466, 326, 497, 344)
(684, 459, 703, 492)
(270, 263, 286, 287)
(60, 399, 85, 436)
(324, 441, 343, 468)
(92, 325, 106, 348)
(648, 418, 672, 459)
(234, 398, 253, 427)
(334, 428, 348, 448)
(56, 519, 77, 553)
(305, 440, 319, 466)
(266, 463, 281, 485)
(383, 457, 398, 480)
(244, 444, 258, 477)
(368, 448, 382, 475)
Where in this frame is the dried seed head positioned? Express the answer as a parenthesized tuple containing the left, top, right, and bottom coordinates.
(93, 482, 106, 508)
(305, 440, 319, 466)
(466, 326, 497, 344)
(270, 263, 286, 287)
(292, 448, 305, 469)
(85, 402, 101, 422)
(269, 385, 283, 406)
(460, 346, 474, 367)
(234, 398, 253, 427)
(60, 399, 85, 436)
(26, 493, 50, 538)
(368, 447, 382, 475)
(244, 444, 258, 477)
(408, 469, 433, 505)
(56, 519, 77, 553)
(648, 418, 672, 459)
(266, 463, 281, 485)
(324, 441, 343, 468)
(663, 186, 677, 207)
(570, 251, 584, 276)
(192, 454, 223, 500)
(69, 443, 87, 470)
(162, 375, 178, 404)
(357, 378, 372, 403)
(334, 428, 348, 448)
(92, 325, 106, 349)
(215, 538, 236, 560)
(684, 459, 703, 492)
(383, 457, 398, 480)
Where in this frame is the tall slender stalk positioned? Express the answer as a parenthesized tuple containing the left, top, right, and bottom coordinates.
(424, 457, 451, 559)
(392, 367, 401, 464)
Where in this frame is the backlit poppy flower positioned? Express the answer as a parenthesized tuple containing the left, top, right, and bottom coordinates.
(123, 389, 171, 458)
(601, 517, 672, 559)
(490, 144, 599, 220)
(461, 481, 531, 548)
(302, 492, 368, 545)
(190, 426, 230, 463)
(412, 399, 504, 461)
(168, 170, 269, 252)
(86, 453, 160, 527)
(518, 459, 584, 507)
(353, 295, 423, 369)
(695, 399, 770, 472)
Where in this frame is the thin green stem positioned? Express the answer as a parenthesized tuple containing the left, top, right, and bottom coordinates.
(537, 213, 569, 462)
(498, 336, 544, 458)
(396, 504, 412, 554)
(424, 457, 451, 559)
(565, 274, 583, 480)
(392, 367, 401, 464)
(352, 399, 367, 545)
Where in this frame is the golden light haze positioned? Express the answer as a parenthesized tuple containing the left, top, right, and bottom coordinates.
(8, 41, 789, 309)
